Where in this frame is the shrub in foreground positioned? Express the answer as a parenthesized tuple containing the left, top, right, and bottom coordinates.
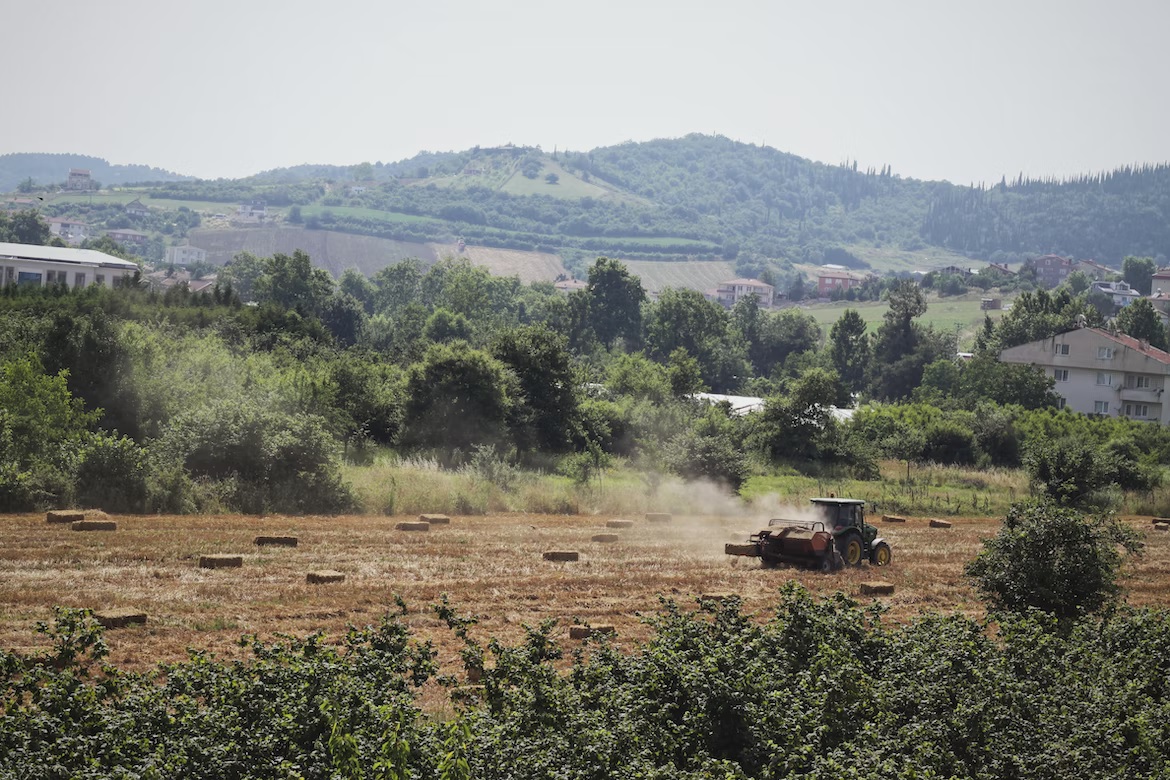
(8, 587, 1170, 778)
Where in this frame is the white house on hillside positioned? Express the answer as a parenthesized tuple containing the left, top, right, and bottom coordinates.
(0, 241, 139, 289)
(166, 245, 208, 266)
(707, 278, 775, 307)
(999, 325, 1170, 423)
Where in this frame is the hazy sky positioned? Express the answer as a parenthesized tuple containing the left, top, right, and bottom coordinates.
(7, 0, 1168, 185)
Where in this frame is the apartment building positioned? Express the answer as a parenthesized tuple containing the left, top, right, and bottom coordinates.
(999, 326, 1170, 423)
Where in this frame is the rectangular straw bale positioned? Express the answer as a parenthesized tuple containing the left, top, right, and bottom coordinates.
(199, 554, 243, 569)
(929, 519, 953, 529)
(606, 519, 634, 529)
(95, 609, 147, 629)
(307, 570, 345, 584)
(645, 513, 672, 524)
(71, 520, 117, 532)
(569, 624, 615, 640)
(860, 581, 896, 596)
(591, 533, 620, 543)
(882, 515, 907, 523)
(395, 521, 430, 532)
(543, 550, 579, 562)
(420, 514, 450, 524)
(47, 510, 84, 524)
(254, 536, 298, 547)
(724, 542, 759, 556)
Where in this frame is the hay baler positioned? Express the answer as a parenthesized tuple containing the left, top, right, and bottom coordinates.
(725, 521, 843, 572)
(725, 497, 892, 571)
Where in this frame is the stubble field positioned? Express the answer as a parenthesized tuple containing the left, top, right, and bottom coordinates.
(2, 509, 1168, 680)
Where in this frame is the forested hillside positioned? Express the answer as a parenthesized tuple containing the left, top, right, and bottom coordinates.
(10, 137, 1170, 276)
(0, 153, 192, 192)
(923, 164, 1170, 262)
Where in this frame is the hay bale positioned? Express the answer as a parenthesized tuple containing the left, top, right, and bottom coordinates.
(199, 554, 243, 569)
(420, 514, 450, 525)
(860, 581, 896, 596)
(254, 535, 298, 547)
(395, 521, 430, 532)
(543, 550, 579, 562)
(307, 570, 345, 584)
(645, 512, 672, 524)
(569, 624, 615, 640)
(929, 519, 953, 529)
(606, 519, 634, 529)
(94, 609, 147, 629)
(1153, 517, 1170, 525)
(882, 515, 907, 523)
(71, 520, 117, 532)
(724, 542, 759, 557)
(591, 533, 619, 543)
(46, 510, 84, 524)
(699, 591, 739, 603)
(1155, 522, 1170, 532)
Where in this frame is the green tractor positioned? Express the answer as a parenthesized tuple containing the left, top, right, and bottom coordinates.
(809, 497, 891, 567)
(725, 497, 892, 570)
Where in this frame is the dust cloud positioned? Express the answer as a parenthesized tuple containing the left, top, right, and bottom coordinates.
(639, 476, 831, 559)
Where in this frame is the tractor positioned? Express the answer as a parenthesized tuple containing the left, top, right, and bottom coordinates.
(725, 497, 892, 571)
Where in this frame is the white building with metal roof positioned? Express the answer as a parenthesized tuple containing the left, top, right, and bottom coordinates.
(0, 241, 139, 289)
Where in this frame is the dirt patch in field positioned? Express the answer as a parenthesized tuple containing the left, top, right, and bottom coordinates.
(1, 512, 1166, 680)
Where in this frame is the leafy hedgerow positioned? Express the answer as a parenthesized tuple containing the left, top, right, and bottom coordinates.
(6, 590, 1170, 779)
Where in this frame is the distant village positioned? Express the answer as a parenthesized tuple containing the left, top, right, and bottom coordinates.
(4, 166, 1169, 331)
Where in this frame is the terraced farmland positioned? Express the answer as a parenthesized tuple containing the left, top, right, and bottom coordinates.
(621, 259, 737, 293)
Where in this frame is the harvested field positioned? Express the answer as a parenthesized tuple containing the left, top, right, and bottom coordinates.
(2, 511, 1169, 680)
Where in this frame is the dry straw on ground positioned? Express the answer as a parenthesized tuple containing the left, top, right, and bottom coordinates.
(1, 510, 1167, 681)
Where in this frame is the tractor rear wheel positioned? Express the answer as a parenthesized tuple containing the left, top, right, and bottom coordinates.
(871, 542, 892, 566)
(840, 534, 864, 567)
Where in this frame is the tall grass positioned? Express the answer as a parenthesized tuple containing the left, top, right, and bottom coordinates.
(344, 455, 1162, 519)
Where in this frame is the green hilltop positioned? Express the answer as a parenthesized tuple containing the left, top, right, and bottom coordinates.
(6, 135, 1170, 283)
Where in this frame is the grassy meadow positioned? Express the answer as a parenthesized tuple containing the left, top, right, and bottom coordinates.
(802, 293, 1007, 347)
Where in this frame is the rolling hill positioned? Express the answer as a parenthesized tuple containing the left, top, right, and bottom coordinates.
(0, 153, 192, 192)
(9, 135, 1170, 286)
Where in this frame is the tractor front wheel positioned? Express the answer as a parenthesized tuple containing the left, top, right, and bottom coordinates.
(871, 542, 892, 566)
(840, 534, 864, 567)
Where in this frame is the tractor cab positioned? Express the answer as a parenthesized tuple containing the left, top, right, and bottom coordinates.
(808, 497, 890, 567)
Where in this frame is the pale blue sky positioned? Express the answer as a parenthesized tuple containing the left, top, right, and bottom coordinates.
(7, 0, 1168, 185)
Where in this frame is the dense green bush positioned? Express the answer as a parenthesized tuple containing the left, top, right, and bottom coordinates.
(12, 587, 1170, 778)
(157, 400, 354, 514)
(74, 432, 149, 513)
(965, 499, 1142, 618)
